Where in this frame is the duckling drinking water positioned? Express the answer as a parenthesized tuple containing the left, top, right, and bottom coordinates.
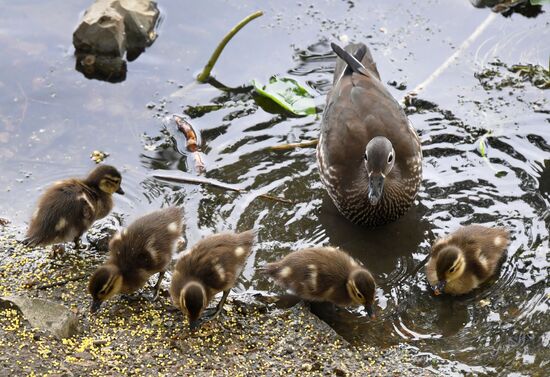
(23, 164, 124, 250)
(88, 207, 184, 312)
(426, 225, 510, 296)
(170, 230, 255, 330)
(263, 247, 377, 318)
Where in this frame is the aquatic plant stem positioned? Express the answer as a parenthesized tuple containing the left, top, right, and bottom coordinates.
(270, 139, 319, 151)
(406, 12, 497, 100)
(16, 83, 28, 127)
(197, 11, 264, 83)
(152, 172, 292, 204)
(33, 273, 89, 290)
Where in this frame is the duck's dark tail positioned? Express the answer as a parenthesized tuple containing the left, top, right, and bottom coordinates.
(331, 42, 369, 76)
(331, 42, 381, 83)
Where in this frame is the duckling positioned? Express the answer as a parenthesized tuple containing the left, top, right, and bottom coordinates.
(23, 164, 124, 250)
(426, 225, 510, 296)
(263, 247, 377, 318)
(88, 207, 184, 312)
(170, 230, 255, 330)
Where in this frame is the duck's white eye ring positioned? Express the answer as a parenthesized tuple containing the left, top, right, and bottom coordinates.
(388, 153, 394, 163)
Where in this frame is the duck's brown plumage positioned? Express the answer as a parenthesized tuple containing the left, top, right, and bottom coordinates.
(264, 247, 376, 311)
(317, 43, 422, 226)
(88, 207, 184, 311)
(24, 165, 124, 248)
(170, 230, 255, 327)
(426, 225, 509, 295)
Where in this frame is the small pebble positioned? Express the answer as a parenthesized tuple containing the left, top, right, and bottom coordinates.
(479, 299, 491, 307)
(93, 339, 108, 347)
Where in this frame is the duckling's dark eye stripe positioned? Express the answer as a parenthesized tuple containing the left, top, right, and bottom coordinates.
(104, 175, 121, 183)
(100, 277, 114, 294)
(179, 291, 187, 310)
(451, 260, 462, 271)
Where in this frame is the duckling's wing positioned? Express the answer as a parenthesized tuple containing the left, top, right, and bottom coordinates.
(117, 209, 183, 271)
(25, 182, 91, 245)
(188, 231, 254, 290)
(453, 226, 509, 255)
(458, 226, 509, 276)
(304, 249, 353, 294)
(266, 248, 350, 299)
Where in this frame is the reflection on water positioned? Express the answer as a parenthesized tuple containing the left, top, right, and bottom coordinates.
(0, 0, 549, 375)
(75, 54, 127, 83)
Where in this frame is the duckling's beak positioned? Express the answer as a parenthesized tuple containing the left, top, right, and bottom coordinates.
(90, 300, 102, 313)
(433, 280, 447, 295)
(189, 319, 201, 331)
(368, 174, 384, 205)
(364, 304, 376, 320)
(116, 187, 125, 195)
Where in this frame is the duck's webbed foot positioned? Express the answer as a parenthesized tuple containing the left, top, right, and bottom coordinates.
(202, 289, 230, 321)
(151, 271, 165, 301)
(50, 244, 66, 258)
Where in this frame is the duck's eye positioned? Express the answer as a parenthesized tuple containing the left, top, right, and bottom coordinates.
(449, 267, 455, 273)
(388, 153, 394, 163)
(364, 153, 368, 162)
(357, 292, 364, 299)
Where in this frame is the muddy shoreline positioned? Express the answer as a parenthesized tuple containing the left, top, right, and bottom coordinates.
(0, 223, 437, 376)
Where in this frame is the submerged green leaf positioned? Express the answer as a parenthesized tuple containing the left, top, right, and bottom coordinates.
(252, 76, 316, 116)
(509, 64, 550, 90)
(478, 138, 487, 158)
(477, 133, 504, 176)
(475, 60, 550, 91)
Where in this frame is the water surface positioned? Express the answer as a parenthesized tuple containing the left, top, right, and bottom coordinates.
(1, 0, 548, 375)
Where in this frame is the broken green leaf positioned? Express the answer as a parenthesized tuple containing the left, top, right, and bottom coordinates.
(252, 77, 316, 116)
(90, 150, 109, 164)
(478, 137, 488, 158)
(475, 60, 549, 90)
(184, 104, 224, 118)
(509, 64, 550, 90)
(477, 134, 506, 176)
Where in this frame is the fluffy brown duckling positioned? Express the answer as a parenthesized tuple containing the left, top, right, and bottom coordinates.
(263, 247, 377, 318)
(23, 164, 124, 250)
(426, 225, 510, 296)
(88, 207, 184, 312)
(170, 230, 255, 330)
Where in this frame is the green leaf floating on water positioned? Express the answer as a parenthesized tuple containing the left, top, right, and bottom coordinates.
(252, 76, 316, 116)
(530, 0, 550, 5)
